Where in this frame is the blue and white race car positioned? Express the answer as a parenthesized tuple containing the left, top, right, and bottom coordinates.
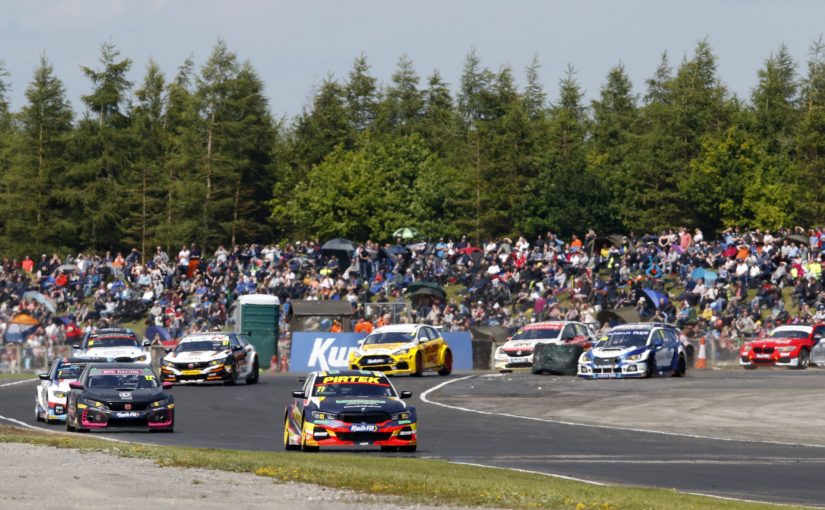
(578, 323, 687, 379)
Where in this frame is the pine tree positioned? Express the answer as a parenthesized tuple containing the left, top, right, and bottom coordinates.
(72, 42, 134, 250)
(375, 55, 423, 136)
(345, 53, 378, 132)
(751, 44, 799, 152)
(795, 37, 825, 222)
(0, 54, 74, 255)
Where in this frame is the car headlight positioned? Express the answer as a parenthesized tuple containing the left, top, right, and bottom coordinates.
(311, 411, 338, 420)
(162, 360, 173, 367)
(625, 354, 644, 361)
(135, 354, 148, 362)
(777, 346, 795, 353)
(51, 391, 67, 399)
(392, 348, 410, 356)
(83, 399, 108, 410)
(391, 412, 411, 421)
(209, 359, 223, 366)
(151, 399, 169, 408)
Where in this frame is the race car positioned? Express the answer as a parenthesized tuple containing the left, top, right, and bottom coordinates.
(72, 327, 151, 364)
(65, 363, 175, 432)
(35, 357, 91, 424)
(348, 324, 452, 376)
(283, 370, 416, 452)
(161, 332, 259, 385)
(578, 323, 687, 379)
(494, 321, 595, 372)
(739, 324, 825, 369)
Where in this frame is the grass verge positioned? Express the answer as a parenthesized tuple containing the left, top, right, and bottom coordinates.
(0, 373, 37, 380)
(0, 425, 809, 510)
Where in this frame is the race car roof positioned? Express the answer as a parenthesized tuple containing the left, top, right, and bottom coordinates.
(772, 325, 813, 333)
(316, 369, 386, 378)
(178, 332, 231, 343)
(521, 321, 567, 330)
(372, 324, 425, 334)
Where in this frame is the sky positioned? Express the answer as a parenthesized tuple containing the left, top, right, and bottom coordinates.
(1, 0, 824, 121)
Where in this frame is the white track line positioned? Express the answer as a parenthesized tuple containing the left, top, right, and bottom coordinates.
(0, 413, 128, 443)
(0, 378, 38, 388)
(420, 376, 825, 508)
(449, 460, 610, 486)
(419, 375, 825, 450)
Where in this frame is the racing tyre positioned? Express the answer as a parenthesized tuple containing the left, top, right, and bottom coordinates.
(283, 419, 300, 451)
(35, 407, 43, 423)
(300, 418, 319, 452)
(438, 350, 452, 376)
(413, 352, 424, 377)
(795, 348, 810, 370)
(673, 354, 687, 377)
(398, 444, 417, 453)
(646, 357, 657, 378)
(224, 362, 238, 385)
(246, 357, 260, 385)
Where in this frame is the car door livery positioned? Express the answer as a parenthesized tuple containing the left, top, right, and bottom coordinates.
(651, 329, 670, 368)
(230, 334, 248, 368)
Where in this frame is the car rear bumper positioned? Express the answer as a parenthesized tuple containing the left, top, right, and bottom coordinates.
(162, 364, 231, 383)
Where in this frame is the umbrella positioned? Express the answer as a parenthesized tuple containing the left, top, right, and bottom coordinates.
(642, 288, 668, 309)
(407, 280, 445, 294)
(22, 291, 57, 314)
(387, 245, 409, 256)
(4, 322, 37, 343)
(321, 238, 355, 252)
(57, 264, 79, 272)
(690, 267, 718, 284)
(393, 227, 419, 240)
(145, 325, 172, 342)
(782, 234, 810, 247)
(10, 313, 39, 326)
(409, 287, 447, 300)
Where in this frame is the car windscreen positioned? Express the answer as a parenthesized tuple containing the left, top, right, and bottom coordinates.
(363, 332, 415, 345)
(85, 336, 139, 349)
(55, 363, 84, 380)
(510, 328, 561, 341)
(175, 339, 229, 353)
(604, 330, 649, 348)
(86, 368, 158, 389)
(312, 375, 395, 397)
(769, 329, 811, 339)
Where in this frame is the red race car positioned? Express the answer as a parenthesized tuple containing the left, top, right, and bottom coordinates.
(739, 324, 825, 369)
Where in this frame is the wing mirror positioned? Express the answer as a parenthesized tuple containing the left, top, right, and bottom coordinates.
(69, 381, 83, 390)
(652, 338, 664, 348)
(357, 339, 365, 347)
(400, 390, 412, 399)
(142, 339, 152, 347)
(72, 343, 80, 349)
(38, 373, 50, 380)
(162, 382, 174, 389)
(292, 390, 305, 398)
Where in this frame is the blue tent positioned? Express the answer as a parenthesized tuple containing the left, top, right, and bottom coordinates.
(691, 267, 718, 284)
(4, 323, 37, 344)
(642, 288, 669, 309)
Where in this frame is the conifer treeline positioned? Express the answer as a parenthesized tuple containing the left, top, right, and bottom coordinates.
(0, 38, 823, 257)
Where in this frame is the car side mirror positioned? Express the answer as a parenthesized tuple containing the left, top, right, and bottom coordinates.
(400, 390, 412, 399)
(162, 382, 174, 389)
(232, 345, 243, 351)
(69, 381, 83, 390)
(142, 339, 151, 347)
(357, 339, 365, 347)
(164, 347, 173, 353)
(38, 373, 49, 380)
(72, 343, 80, 349)
(652, 339, 664, 348)
(292, 390, 305, 398)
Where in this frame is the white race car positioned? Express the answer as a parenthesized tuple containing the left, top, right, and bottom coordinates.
(494, 321, 595, 372)
(35, 358, 88, 423)
(161, 332, 259, 385)
(72, 327, 152, 364)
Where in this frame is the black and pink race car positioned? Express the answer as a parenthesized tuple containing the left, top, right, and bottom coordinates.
(65, 363, 175, 433)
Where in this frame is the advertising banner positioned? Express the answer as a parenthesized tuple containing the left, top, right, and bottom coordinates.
(289, 331, 473, 372)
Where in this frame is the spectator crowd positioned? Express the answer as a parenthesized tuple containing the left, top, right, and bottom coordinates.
(3, 225, 825, 370)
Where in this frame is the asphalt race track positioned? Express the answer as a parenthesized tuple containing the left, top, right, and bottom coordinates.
(2, 371, 825, 507)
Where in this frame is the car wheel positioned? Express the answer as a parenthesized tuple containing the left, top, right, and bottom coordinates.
(35, 406, 43, 423)
(66, 414, 75, 432)
(673, 354, 686, 377)
(246, 357, 260, 385)
(224, 362, 238, 385)
(437, 350, 452, 376)
(795, 348, 810, 370)
(646, 356, 657, 378)
(413, 352, 424, 377)
(300, 418, 319, 452)
(398, 444, 417, 453)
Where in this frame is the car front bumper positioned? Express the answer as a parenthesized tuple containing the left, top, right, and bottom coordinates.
(578, 360, 649, 379)
(79, 405, 175, 430)
(296, 419, 417, 448)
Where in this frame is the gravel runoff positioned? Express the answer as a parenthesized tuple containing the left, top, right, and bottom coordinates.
(0, 443, 472, 510)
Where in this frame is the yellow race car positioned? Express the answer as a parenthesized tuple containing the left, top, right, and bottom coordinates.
(349, 324, 452, 376)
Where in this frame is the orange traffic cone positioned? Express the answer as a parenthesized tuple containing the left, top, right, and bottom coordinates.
(279, 355, 289, 372)
(270, 354, 278, 373)
(694, 337, 707, 369)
